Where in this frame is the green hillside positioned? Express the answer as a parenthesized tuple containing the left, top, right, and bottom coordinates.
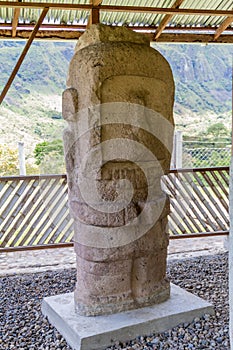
(155, 43, 232, 136)
(0, 40, 232, 174)
(155, 43, 232, 114)
(0, 41, 75, 169)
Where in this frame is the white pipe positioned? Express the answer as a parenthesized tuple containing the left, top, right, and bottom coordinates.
(18, 142, 26, 176)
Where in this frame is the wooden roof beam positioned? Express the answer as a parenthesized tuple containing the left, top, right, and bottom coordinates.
(0, 7, 49, 105)
(12, 7, 20, 37)
(87, 8, 100, 27)
(1, 2, 233, 17)
(154, 0, 184, 40)
(152, 32, 233, 43)
(2, 23, 233, 33)
(1, 29, 233, 43)
(214, 15, 233, 40)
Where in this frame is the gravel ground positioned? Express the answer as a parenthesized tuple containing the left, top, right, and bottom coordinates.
(0, 253, 229, 350)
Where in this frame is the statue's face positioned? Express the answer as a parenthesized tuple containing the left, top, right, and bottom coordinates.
(101, 75, 173, 122)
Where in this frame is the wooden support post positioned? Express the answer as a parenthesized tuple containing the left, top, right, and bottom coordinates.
(87, 8, 100, 27)
(87, 0, 101, 28)
(12, 7, 20, 37)
(0, 7, 49, 105)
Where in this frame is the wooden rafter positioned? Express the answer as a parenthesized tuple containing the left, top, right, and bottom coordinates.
(214, 15, 233, 40)
(154, 0, 184, 40)
(93, 0, 102, 5)
(1, 2, 233, 17)
(12, 7, 20, 37)
(0, 7, 49, 105)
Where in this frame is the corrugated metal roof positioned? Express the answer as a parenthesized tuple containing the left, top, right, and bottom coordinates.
(0, 0, 231, 26)
(0, 0, 233, 41)
(171, 0, 233, 27)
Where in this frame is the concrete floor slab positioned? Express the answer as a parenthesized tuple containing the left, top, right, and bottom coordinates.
(41, 284, 214, 350)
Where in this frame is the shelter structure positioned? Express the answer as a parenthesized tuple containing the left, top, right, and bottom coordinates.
(0, 1, 232, 349)
(1, 0, 233, 43)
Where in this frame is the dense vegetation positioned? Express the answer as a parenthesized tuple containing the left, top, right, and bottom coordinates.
(0, 41, 231, 175)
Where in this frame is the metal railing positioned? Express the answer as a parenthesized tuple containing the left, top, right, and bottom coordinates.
(183, 146, 231, 168)
(171, 131, 231, 169)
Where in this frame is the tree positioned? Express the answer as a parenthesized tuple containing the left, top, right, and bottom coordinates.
(206, 122, 229, 140)
(0, 144, 18, 176)
(34, 139, 65, 174)
(0, 144, 40, 176)
(34, 139, 64, 165)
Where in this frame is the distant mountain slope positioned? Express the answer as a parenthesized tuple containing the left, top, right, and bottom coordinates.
(0, 41, 76, 154)
(0, 40, 232, 154)
(0, 41, 75, 99)
(1, 41, 231, 114)
(155, 43, 232, 114)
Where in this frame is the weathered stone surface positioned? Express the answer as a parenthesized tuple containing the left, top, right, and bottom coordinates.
(75, 24, 149, 52)
(63, 24, 174, 316)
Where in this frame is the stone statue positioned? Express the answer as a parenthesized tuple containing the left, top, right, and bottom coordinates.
(62, 24, 174, 316)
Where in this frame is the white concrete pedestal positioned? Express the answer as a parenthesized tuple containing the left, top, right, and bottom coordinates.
(42, 284, 214, 350)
